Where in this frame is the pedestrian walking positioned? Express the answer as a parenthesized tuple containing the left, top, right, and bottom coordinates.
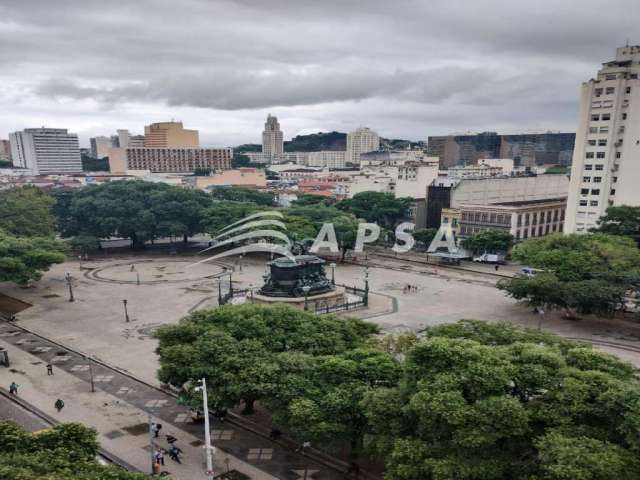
(9, 382, 18, 395)
(155, 448, 165, 466)
(166, 434, 177, 445)
(152, 422, 162, 438)
(46, 364, 53, 375)
(54, 398, 65, 412)
(494, 264, 500, 272)
(168, 445, 182, 464)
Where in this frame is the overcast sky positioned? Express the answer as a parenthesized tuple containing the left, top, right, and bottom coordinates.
(1, 1, 637, 147)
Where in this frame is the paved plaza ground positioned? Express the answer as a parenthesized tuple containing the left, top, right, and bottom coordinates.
(3, 250, 640, 479)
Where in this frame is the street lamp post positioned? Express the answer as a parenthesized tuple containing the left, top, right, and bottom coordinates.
(363, 267, 370, 307)
(329, 262, 336, 286)
(239, 254, 243, 273)
(217, 279, 223, 305)
(228, 271, 234, 296)
(302, 285, 311, 311)
(196, 378, 215, 480)
(249, 284, 254, 302)
(87, 356, 95, 393)
(78, 255, 83, 270)
(122, 299, 130, 323)
(65, 272, 75, 302)
(136, 271, 140, 285)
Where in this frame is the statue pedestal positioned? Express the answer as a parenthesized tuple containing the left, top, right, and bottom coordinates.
(248, 286, 346, 311)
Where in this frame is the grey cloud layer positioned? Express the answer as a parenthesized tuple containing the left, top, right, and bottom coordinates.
(1, 0, 638, 141)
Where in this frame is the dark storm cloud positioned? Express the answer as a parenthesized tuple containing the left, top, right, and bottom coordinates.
(1, 0, 638, 141)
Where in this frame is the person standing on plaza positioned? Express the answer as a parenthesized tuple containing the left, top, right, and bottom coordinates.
(9, 381, 18, 395)
(46, 364, 53, 375)
(54, 398, 65, 412)
(155, 448, 165, 466)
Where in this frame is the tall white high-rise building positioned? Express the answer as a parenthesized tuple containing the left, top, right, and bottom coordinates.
(347, 127, 380, 164)
(565, 46, 640, 233)
(9, 128, 82, 174)
(261, 114, 284, 157)
(90, 136, 114, 159)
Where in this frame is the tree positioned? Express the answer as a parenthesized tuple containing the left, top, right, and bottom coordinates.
(0, 421, 146, 480)
(202, 201, 261, 236)
(497, 233, 640, 315)
(593, 205, 640, 245)
(81, 154, 109, 172)
(362, 320, 640, 480)
(291, 194, 334, 207)
(155, 304, 377, 414)
(231, 153, 252, 168)
(0, 230, 67, 285)
(462, 229, 513, 253)
(69, 235, 101, 255)
(59, 180, 212, 248)
(0, 185, 56, 237)
(336, 192, 411, 230)
(209, 186, 274, 206)
(413, 228, 438, 248)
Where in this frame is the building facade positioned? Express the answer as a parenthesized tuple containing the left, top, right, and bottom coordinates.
(143, 122, 199, 148)
(427, 131, 575, 168)
(346, 127, 380, 164)
(262, 114, 284, 157)
(0, 140, 11, 162)
(458, 198, 567, 241)
(565, 45, 640, 233)
(90, 136, 114, 159)
(9, 128, 82, 174)
(108, 147, 232, 174)
(305, 151, 346, 168)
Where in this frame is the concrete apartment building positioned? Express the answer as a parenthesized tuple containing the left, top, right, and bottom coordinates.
(346, 127, 380, 164)
(565, 45, 640, 233)
(90, 136, 113, 159)
(262, 114, 284, 157)
(144, 121, 199, 148)
(0, 140, 11, 162)
(9, 128, 82, 174)
(425, 174, 569, 229)
(428, 131, 575, 168)
(117, 129, 145, 148)
(304, 151, 346, 168)
(191, 168, 266, 190)
(108, 147, 232, 174)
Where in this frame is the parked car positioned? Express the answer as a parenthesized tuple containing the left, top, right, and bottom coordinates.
(521, 267, 545, 277)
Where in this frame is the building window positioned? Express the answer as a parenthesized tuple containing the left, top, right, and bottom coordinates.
(613, 177, 618, 183)
(606, 87, 615, 94)
(442, 217, 449, 224)
(591, 189, 600, 195)
(579, 200, 588, 206)
(581, 188, 589, 195)
(599, 127, 609, 133)
(589, 127, 598, 134)
(583, 176, 591, 182)
(591, 114, 600, 121)
(598, 139, 607, 146)
(532, 213, 538, 225)
(595, 88, 603, 96)
(517, 214, 522, 226)
(588, 140, 597, 146)
(602, 113, 611, 121)
(595, 164, 604, 170)
(610, 189, 616, 196)
(590, 200, 599, 207)
(596, 152, 606, 159)
(586, 152, 595, 159)
(626, 87, 632, 94)
(622, 113, 628, 120)
(593, 177, 602, 183)
(616, 152, 621, 158)
(605, 74, 617, 80)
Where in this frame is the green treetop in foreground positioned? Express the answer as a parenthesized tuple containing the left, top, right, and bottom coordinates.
(0, 230, 67, 284)
(0, 421, 146, 480)
(498, 233, 640, 315)
(362, 320, 640, 480)
(0, 185, 57, 237)
(462, 229, 514, 254)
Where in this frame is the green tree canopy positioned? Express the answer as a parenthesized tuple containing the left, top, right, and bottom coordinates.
(336, 192, 411, 230)
(593, 205, 640, 245)
(0, 230, 67, 284)
(462, 229, 513, 253)
(0, 421, 146, 480)
(209, 186, 274, 206)
(413, 228, 438, 247)
(362, 320, 640, 480)
(498, 233, 640, 315)
(0, 185, 56, 237)
(291, 195, 335, 207)
(201, 201, 261, 236)
(155, 304, 377, 413)
(58, 180, 212, 248)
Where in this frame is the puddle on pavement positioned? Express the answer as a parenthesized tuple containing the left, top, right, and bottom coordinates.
(122, 423, 150, 436)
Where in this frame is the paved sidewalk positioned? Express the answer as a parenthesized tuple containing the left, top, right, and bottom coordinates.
(0, 324, 345, 480)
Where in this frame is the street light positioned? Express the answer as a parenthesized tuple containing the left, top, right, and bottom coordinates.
(363, 266, 370, 307)
(217, 278, 223, 305)
(195, 378, 215, 480)
(136, 271, 141, 285)
(78, 255, 83, 270)
(238, 254, 244, 273)
(302, 285, 311, 311)
(86, 355, 95, 393)
(249, 284, 254, 302)
(122, 299, 130, 323)
(329, 262, 336, 286)
(65, 272, 75, 302)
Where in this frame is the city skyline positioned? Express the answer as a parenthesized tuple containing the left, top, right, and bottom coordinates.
(1, 1, 637, 147)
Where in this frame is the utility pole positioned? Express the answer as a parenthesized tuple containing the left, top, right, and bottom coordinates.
(122, 299, 130, 323)
(148, 414, 156, 474)
(199, 378, 215, 480)
(87, 356, 95, 393)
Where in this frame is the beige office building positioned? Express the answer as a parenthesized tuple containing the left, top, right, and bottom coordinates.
(262, 114, 284, 157)
(565, 46, 640, 233)
(346, 127, 380, 164)
(144, 122, 199, 148)
(109, 147, 231, 174)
